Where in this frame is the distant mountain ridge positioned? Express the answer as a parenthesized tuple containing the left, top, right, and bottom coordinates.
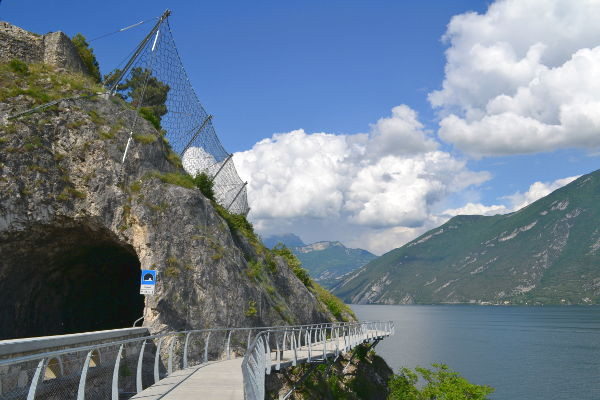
(263, 233, 305, 249)
(263, 235, 376, 289)
(334, 169, 600, 305)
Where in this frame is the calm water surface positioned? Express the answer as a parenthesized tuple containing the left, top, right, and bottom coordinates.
(352, 305, 600, 400)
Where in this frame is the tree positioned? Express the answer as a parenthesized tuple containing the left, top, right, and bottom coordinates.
(104, 67, 170, 129)
(388, 364, 494, 400)
(71, 34, 101, 82)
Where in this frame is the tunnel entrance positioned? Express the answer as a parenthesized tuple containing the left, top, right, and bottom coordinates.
(0, 221, 145, 340)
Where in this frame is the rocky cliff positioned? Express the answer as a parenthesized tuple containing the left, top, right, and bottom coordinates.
(0, 21, 88, 75)
(0, 58, 349, 340)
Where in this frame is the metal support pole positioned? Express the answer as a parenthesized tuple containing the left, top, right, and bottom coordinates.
(136, 340, 147, 393)
(168, 336, 175, 375)
(226, 181, 248, 212)
(226, 330, 233, 360)
(154, 337, 163, 383)
(112, 345, 124, 400)
(77, 350, 94, 400)
(204, 332, 211, 363)
(26, 358, 45, 400)
(210, 154, 232, 182)
(180, 114, 213, 156)
(108, 9, 171, 94)
(183, 332, 191, 368)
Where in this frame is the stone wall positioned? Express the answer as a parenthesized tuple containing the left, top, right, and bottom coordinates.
(0, 21, 88, 74)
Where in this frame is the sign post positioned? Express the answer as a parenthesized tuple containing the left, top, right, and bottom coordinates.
(140, 269, 157, 295)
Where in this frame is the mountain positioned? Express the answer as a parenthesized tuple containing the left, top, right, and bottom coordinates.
(263, 233, 306, 249)
(294, 241, 377, 289)
(334, 170, 600, 305)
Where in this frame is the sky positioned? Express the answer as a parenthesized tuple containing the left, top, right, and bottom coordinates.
(3, 0, 600, 254)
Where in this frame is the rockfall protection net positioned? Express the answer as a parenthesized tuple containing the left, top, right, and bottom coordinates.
(108, 16, 249, 215)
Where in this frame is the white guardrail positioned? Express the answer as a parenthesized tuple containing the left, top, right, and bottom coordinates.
(242, 321, 394, 400)
(0, 321, 393, 400)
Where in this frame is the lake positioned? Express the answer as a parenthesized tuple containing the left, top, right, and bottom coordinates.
(352, 305, 600, 400)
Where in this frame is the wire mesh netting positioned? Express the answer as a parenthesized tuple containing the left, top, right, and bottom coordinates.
(107, 16, 249, 215)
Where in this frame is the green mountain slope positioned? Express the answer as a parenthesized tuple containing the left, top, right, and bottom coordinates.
(334, 169, 600, 305)
(294, 241, 376, 288)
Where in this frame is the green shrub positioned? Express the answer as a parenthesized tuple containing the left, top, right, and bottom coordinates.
(71, 34, 101, 82)
(245, 300, 257, 317)
(246, 260, 263, 281)
(192, 172, 215, 201)
(388, 364, 494, 400)
(9, 59, 28, 75)
(139, 106, 161, 130)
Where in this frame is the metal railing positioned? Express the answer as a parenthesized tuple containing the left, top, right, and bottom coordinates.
(0, 321, 393, 399)
(241, 321, 394, 400)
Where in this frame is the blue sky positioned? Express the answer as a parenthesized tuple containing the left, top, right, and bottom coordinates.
(3, 1, 599, 253)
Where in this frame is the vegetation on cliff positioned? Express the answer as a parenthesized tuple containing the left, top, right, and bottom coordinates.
(266, 344, 393, 399)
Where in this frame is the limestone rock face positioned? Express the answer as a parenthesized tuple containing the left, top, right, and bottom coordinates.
(0, 21, 88, 75)
(0, 82, 333, 340)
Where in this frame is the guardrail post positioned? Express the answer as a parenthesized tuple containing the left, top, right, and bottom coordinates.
(275, 335, 281, 371)
(322, 327, 327, 360)
(168, 336, 176, 375)
(154, 337, 163, 383)
(136, 340, 147, 393)
(226, 330, 233, 360)
(183, 332, 191, 368)
(112, 345, 123, 400)
(282, 331, 287, 353)
(204, 332, 211, 363)
(292, 331, 298, 366)
(265, 332, 271, 375)
(77, 350, 94, 400)
(26, 358, 45, 400)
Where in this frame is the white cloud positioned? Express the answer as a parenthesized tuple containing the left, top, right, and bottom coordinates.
(442, 202, 509, 217)
(431, 0, 600, 156)
(504, 175, 580, 210)
(440, 175, 579, 223)
(234, 106, 490, 254)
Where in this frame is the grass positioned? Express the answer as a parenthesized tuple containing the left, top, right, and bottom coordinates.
(166, 149, 183, 168)
(87, 110, 104, 125)
(150, 171, 195, 189)
(0, 62, 103, 107)
(130, 180, 142, 193)
(132, 132, 157, 144)
(57, 186, 86, 201)
(164, 257, 181, 278)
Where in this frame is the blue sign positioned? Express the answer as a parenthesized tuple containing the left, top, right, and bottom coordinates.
(141, 270, 157, 285)
(140, 270, 157, 295)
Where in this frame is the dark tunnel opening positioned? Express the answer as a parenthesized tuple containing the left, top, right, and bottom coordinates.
(0, 222, 145, 340)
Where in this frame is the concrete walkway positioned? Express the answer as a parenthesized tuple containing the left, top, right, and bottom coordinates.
(132, 330, 387, 400)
